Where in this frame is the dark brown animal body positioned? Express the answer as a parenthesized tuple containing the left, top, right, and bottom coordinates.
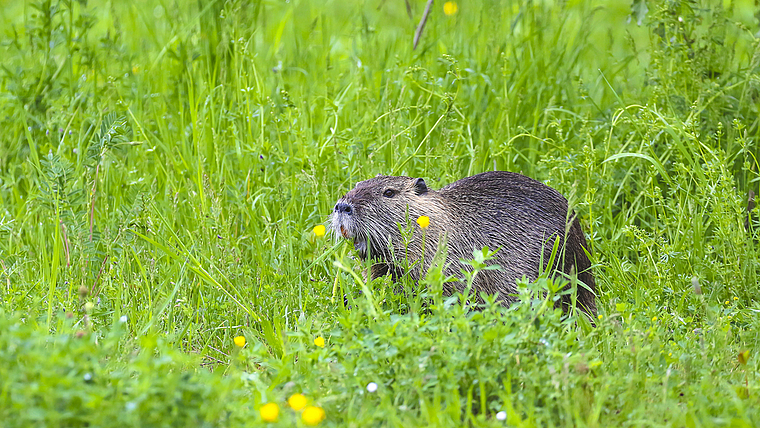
(330, 171, 596, 318)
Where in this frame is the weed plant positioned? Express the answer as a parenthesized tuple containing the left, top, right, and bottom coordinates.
(0, 0, 759, 426)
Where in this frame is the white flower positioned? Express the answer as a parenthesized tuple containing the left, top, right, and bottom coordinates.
(496, 411, 506, 421)
(366, 382, 378, 393)
(119, 315, 128, 323)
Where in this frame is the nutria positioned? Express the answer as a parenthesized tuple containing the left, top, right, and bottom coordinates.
(330, 171, 596, 318)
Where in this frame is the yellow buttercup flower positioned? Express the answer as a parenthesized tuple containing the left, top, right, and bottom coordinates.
(314, 336, 325, 348)
(417, 215, 430, 229)
(234, 336, 246, 347)
(443, 1, 458, 16)
(313, 224, 326, 238)
(288, 393, 308, 411)
(259, 402, 279, 422)
(302, 406, 326, 426)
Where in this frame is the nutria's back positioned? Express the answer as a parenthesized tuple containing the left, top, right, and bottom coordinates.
(331, 171, 596, 318)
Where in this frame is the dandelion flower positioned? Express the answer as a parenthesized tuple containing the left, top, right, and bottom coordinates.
(733, 296, 739, 301)
(443, 1, 458, 16)
(314, 336, 325, 348)
(496, 411, 507, 421)
(288, 393, 308, 411)
(259, 402, 279, 422)
(234, 336, 246, 347)
(313, 224, 326, 238)
(302, 406, 326, 426)
(597, 314, 603, 320)
(366, 382, 378, 393)
(651, 316, 658, 322)
(417, 215, 430, 229)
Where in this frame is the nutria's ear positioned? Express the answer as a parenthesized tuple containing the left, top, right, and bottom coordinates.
(413, 178, 428, 195)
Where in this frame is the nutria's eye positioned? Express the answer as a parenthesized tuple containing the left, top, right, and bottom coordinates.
(383, 189, 395, 198)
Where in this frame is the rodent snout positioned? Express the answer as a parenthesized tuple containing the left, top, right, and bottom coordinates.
(334, 202, 353, 215)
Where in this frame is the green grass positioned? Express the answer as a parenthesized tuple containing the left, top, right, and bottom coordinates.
(1, 0, 759, 426)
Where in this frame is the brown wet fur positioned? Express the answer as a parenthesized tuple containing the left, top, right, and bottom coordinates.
(330, 171, 597, 319)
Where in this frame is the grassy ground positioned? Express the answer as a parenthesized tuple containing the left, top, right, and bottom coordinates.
(1, 0, 759, 426)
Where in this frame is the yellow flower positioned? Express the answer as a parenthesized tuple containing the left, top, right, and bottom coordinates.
(417, 215, 430, 229)
(234, 335, 246, 347)
(443, 1, 458, 16)
(314, 336, 325, 348)
(288, 393, 308, 411)
(597, 314, 603, 320)
(302, 406, 326, 426)
(651, 316, 657, 322)
(259, 402, 279, 422)
(733, 296, 739, 301)
(313, 224, 326, 238)
(725, 300, 730, 305)
(132, 64, 140, 74)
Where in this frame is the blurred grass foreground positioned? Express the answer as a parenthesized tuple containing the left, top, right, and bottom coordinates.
(1, 0, 759, 426)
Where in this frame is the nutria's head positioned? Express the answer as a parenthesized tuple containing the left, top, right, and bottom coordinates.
(330, 175, 429, 260)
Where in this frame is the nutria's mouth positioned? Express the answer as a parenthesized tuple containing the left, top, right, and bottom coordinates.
(331, 214, 368, 259)
(352, 238, 367, 259)
(342, 228, 367, 258)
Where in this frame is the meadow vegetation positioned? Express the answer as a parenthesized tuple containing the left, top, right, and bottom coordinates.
(0, 0, 759, 426)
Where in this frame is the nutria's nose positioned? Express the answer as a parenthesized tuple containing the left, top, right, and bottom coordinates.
(334, 202, 353, 215)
